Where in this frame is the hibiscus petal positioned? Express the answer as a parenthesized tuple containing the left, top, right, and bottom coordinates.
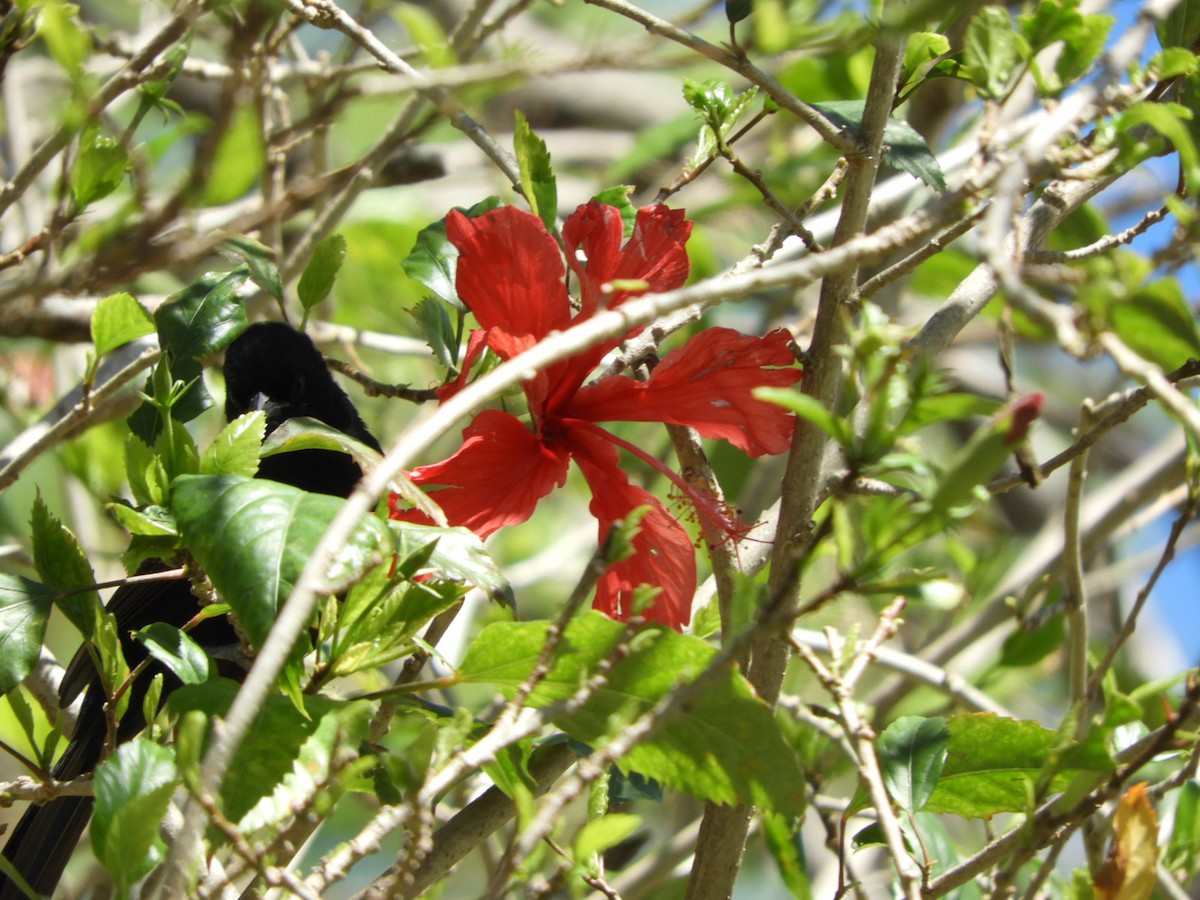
(568, 429, 694, 630)
(448, 208, 571, 339)
(567, 327, 801, 457)
(563, 202, 693, 316)
(390, 409, 570, 538)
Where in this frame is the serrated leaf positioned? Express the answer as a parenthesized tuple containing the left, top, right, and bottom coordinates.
(201, 411, 266, 477)
(880, 117, 947, 191)
(903, 32, 951, 88)
(809, 101, 945, 190)
(401, 197, 502, 308)
(172, 474, 392, 650)
(298, 233, 347, 311)
(332, 571, 461, 675)
(921, 713, 1111, 818)
(30, 493, 98, 637)
(130, 268, 250, 442)
(514, 110, 557, 232)
(682, 78, 759, 166)
(91, 292, 155, 359)
(390, 521, 511, 606)
(876, 716, 950, 813)
(170, 679, 367, 824)
(91, 740, 177, 893)
(136, 623, 209, 685)
(204, 104, 264, 206)
(220, 233, 283, 301)
(964, 5, 1019, 98)
(0, 576, 55, 697)
(412, 297, 458, 369)
(459, 613, 806, 814)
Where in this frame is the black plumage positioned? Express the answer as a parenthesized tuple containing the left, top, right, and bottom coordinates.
(0, 322, 380, 898)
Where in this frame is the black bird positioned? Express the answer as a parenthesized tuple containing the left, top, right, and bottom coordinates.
(0, 322, 381, 898)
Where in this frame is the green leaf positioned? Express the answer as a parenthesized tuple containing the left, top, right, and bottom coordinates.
(683, 79, 759, 166)
(332, 568, 462, 676)
(30, 493, 98, 637)
(298, 233, 348, 313)
(591, 186, 636, 235)
(902, 32, 952, 89)
(401, 196, 503, 308)
(1118, 102, 1200, 186)
(200, 411, 267, 478)
(412, 297, 458, 370)
(725, 0, 751, 24)
(138, 34, 189, 103)
(391, 521, 513, 607)
(575, 813, 642, 861)
(170, 679, 368, 824)
(755, 387, 850, 445)
(921, 713, 1111, 818)
(203, 104, 264, 206)
(998, 613, 1065, 668)
(514, 110, 558, 232)
(129, 267, 249, 442)
(751, 0, 788, 54)
(963, 5, 1019, 99)
(1110, 278, 1200, 370)
(140, 675, 164, 745)
(220, 233, 283, 302)
(72, 128, 128, 210)
(902, 392, 1000, 433)
(459, 613, 806, 814)
(809, 101, 946, 190)
(1159, 0, 1200, 50)
(91, 740, 177, 893)
(929, 394, 1043, 511)
(136, 623, 210, 685)
(172, 474, 392, 650)
(125, 434, 169, 508)
(91, 292, 155, 359)
(106, 501, 178, 537)
(0, 576, 55, 697)
(1165, 779, 1200, 872)
(879, 117, 947, 191)
(37, 0, 91, 76)
(763, 812, 811, 899)
(258, 415, 378, 466)
(392, 3, 454, 68)
(876, 716, 950, 813)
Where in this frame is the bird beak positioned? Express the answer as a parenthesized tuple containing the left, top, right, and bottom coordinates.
(249, 392, 288, 429)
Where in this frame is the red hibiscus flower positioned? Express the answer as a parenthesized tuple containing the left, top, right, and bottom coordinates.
(390, 201, 801, 630)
